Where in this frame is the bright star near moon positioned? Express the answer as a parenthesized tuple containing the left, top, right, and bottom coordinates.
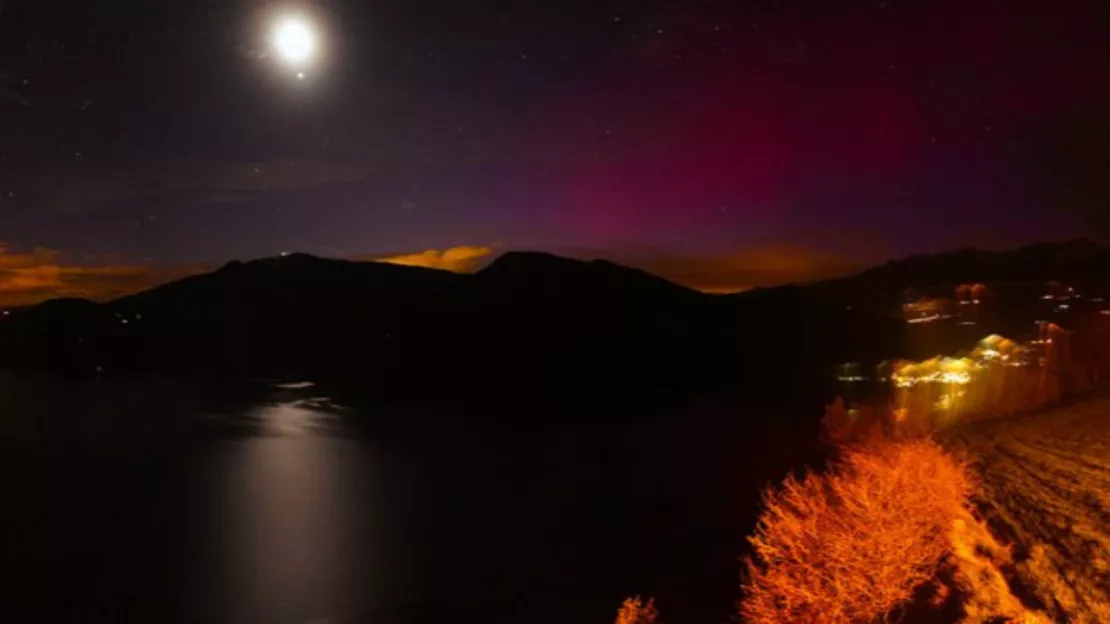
(272, 15, 317, 67)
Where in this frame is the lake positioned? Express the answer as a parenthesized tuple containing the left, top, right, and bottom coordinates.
(0, 374, 821, 623)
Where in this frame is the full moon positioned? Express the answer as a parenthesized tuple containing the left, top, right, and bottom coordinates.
(272, 15, 316, 66)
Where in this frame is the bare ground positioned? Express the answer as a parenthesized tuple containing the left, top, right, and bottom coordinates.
(947, 392, 1110, 622)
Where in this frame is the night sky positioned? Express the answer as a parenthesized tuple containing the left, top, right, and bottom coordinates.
(1, 0, 1108, 303)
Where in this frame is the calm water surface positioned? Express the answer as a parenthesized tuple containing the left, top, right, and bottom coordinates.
(0, 374, 817, 623)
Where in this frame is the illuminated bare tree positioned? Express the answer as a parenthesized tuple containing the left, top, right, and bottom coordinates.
(741, 440, 972, 623)
(614, 596, 659, 624)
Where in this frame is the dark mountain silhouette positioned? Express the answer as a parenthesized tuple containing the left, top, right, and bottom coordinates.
(4, 240, 1104, 404)
(807, 238, 1110, 313)
(0, 250, 901, 405)
(477, 251, 699, 301)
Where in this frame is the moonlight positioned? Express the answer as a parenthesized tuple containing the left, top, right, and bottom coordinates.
(272, 15, 317, 67)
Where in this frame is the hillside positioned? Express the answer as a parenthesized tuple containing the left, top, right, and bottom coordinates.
(948, 391, 1110, 621)
(0, 251, 899, 404)
(807, 238, 1110, 313)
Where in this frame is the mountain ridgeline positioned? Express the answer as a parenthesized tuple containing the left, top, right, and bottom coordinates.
(0, 251, 900, 405)
(807, 238, 1110, 312)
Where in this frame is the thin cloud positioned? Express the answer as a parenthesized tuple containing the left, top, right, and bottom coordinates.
(374, 245, 494, 273)
(0, 246, 200, 307)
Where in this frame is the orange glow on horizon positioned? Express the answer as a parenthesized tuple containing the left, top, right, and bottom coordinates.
(374, 245, 494, 273)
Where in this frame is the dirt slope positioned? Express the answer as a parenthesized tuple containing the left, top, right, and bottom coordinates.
(949, 394, 1110, 622)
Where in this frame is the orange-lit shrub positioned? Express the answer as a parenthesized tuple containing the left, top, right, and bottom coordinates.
(614, 596, 659, 624)
(741, 439, 972, 623)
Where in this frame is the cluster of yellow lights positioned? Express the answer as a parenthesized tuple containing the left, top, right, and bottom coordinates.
(976, 334, 1034, 367)
(892, 357, 975, 388)
(891, 334, 1034, 388)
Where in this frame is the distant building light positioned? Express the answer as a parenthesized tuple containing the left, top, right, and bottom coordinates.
(907, 314, 941, 324)
(891, 367, 972, 388)
(1101, 310, 1110, 316)
(121, 319, 129, 325)
(959, 300, 972, 305)
(957, 321, 978, 326)
(1042, 294, 1054, 300)
(941, 371, 971, 384)
(1058, 304, 1070, 310)
(972, 299, 981, 304)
